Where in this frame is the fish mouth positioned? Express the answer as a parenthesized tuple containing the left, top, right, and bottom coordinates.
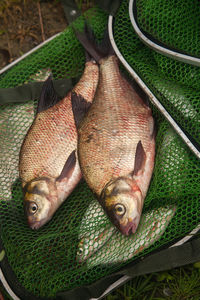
(119, 219, 139, 236)
(28, 218, 48, 230)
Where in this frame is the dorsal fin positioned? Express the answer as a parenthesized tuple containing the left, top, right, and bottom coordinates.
(132, 141, 146, 176)
(37, 75, 61, 113)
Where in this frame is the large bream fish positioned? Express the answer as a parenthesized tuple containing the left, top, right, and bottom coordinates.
(72, 29, 156, 236)
(19, 58, 99, 229)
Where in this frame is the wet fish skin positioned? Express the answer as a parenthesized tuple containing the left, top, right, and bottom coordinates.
(19, 60, 99, 229)
(74, 54, 155, 236)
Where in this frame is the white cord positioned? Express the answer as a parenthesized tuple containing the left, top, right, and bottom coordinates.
(108, 15, 200, 159)
(129, 0, 200, 67)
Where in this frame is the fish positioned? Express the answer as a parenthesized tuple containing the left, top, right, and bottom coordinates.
(0, 69, 51, 201)
(83, 205, 176, 268)
(19, 57, 99, 229)
(24, 68, 51, 84)
(77, 199, 115, 263)
(77, 226, 115, 263)
(72, 28, 156, 236)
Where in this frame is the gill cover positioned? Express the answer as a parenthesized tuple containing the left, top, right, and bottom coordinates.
(100, 177, 142, 235)
(23, 177, 57, 229)
(100, 141, 146, 235)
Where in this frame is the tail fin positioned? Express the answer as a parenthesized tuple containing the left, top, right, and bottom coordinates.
(73, 22, 114, 63)
(37, 75, 61, 113)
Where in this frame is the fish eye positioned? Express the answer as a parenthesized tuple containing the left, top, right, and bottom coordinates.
(29, 202, 38, 215)
(78, 248, 83, 255)
(114, 204, 126, 216)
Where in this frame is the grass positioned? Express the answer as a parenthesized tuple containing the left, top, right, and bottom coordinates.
(0, 263, 200, 299)
(105, 264, 200, 300)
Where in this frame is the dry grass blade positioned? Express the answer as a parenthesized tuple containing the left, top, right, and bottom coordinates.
(37, 0, 45, 42)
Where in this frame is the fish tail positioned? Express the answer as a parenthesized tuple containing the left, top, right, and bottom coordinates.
(74, 22, 114, 63)
(37, 75, 61, 113)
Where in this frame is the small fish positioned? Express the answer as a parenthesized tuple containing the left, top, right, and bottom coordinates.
(19, 58, 99, 229)
(77, 199, 115, 263)
(72, 27, 155, 235)
(84, 205, 176, 268)
(0, 70, 51, 201)
(24, 68, 52, 84)
(77, 226, 115, 263)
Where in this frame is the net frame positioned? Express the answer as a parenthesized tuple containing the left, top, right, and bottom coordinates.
(129, 0, 200, 67)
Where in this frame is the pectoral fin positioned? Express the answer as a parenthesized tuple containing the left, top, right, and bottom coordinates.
(71, 91, 92, 128)
(37, 75, 61, 113)
(56, 150, 76, 182)
(132, 141, 146, 176)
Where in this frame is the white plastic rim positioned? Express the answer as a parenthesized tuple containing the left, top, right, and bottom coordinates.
(90, 275, 131, 300)
(108, 15, 200, 159)
(0, 268, 20, 300)
(129, 0, 200, 67)
(108, 14, 200, 247)
(0, 33, 61, 75)
(170, 223, 200, 248)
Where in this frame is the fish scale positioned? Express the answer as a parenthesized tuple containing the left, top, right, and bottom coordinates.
(20, 61, 99, 185)
(73, 44, 155, 235)
(19, 60, 99, 229)
(20, 97, 77, 181)
(78, 56, 154, 196)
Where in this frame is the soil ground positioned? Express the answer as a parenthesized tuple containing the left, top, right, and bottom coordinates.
(0, 0, 68, 70)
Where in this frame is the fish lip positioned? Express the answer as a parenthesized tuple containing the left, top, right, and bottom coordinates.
(119, 220, 138, 236)
(28, 218, 48, 230)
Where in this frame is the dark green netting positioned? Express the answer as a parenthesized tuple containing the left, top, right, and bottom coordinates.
(116, 0, 200, 149)
(136, 0, 200, 58)
(0, 2, 200, 299)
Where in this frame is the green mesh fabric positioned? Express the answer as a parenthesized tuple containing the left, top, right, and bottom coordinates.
(136, 0, 200, 57)
(117, 0, 200, 149)
(0, 3, 200, 299)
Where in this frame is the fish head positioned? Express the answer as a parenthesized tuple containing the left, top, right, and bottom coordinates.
(76, 237, 91, 263)
(100, 177, 143, 236)
(76, 227, 113, 263)
(23, 178, 58, 229)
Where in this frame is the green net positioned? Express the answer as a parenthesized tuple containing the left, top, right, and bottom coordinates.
(116, 0, 200, 148)
(136, 0, 200, 57)
(0, 1, 200, 298)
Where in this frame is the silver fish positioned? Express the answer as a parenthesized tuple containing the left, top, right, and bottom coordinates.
(77, 199, 115, 262)
(82, 205, 176, 268)
(72, 30, 155, 235)
(19, 59, 99, 229)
